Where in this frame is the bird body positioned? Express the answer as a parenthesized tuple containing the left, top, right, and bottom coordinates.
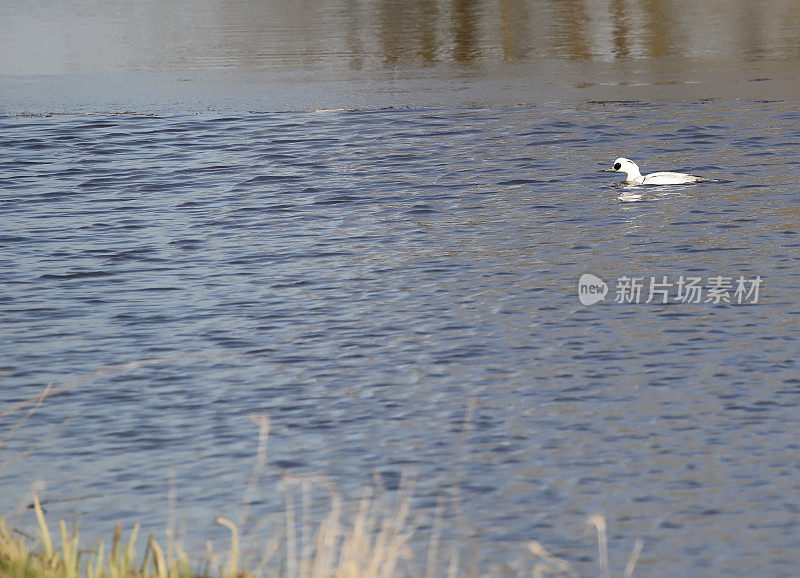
(606, 158, 705, 185)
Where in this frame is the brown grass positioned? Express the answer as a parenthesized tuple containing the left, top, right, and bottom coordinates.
(2, 386, 643, 577)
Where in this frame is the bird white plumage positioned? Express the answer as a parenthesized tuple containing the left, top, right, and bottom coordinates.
(606, 158, 705, 185)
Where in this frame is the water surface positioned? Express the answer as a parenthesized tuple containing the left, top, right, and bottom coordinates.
(3, 100, 800, 576)
(3, 1, 800, 576)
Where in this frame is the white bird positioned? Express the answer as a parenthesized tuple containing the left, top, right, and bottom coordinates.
(604, 157, 706, 185)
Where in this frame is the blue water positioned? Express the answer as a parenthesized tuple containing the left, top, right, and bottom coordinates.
(2, 100, 800, 575)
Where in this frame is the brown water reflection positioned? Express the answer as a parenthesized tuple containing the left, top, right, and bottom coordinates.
(2, 0, 800, 76)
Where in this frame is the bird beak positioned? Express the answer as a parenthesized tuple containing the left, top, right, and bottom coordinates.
(601, 168, 616, 172)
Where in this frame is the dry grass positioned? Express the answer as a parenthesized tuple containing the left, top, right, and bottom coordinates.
(1, 386, 643, 577)
(1, 495, 642, 578)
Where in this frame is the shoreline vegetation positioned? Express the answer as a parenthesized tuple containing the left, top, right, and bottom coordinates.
(0, 496, 642, 578)
(2, 386, 642, 577)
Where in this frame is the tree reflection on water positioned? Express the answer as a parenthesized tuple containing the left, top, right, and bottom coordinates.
(2, 0, 800, 75)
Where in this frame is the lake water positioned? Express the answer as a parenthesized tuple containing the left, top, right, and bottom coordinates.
(2, 1, 800, 576)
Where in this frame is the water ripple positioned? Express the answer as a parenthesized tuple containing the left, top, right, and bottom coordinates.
(1, 102, 800, 576)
